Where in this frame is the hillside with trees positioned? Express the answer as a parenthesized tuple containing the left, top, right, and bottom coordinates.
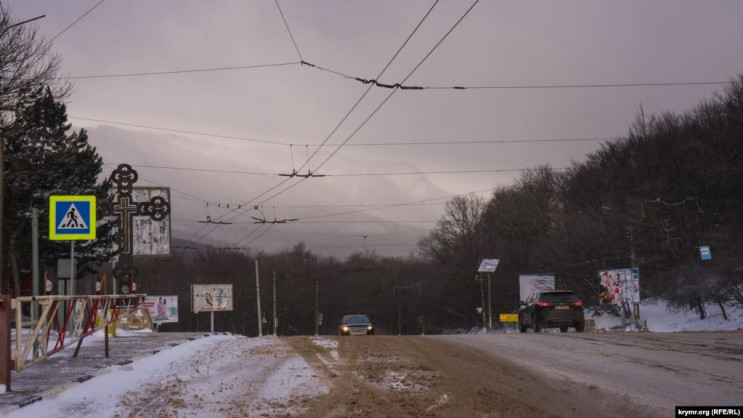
(419, 75, 743, 324)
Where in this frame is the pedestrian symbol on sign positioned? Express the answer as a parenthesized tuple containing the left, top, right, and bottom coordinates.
(49, 195, 97, 240)
(57, 204, 88, 230)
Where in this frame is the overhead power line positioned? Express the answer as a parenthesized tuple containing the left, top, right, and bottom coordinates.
(307, 63, 736, 91)
(122, 162, 565, 177)
(68, 62, 299, 79)
(294, 187, 493, 222)
(328, 168, 567, 176)
(300, 220, 437, 224)
(220, 0, 443, 231)
(49, 0, 105, 43)
(293, 0, 441, 177)
(350, 137, 625, 146)
(102, 163, 209, 204)
(254, 0, 473, 211)
(275, 0, 303, 62)
(426, 81, 735, 90)
(71, 116, 287, 145)
(63, 46, 733, 91)
(311, 0, 480, 177)
(236, 223, 274, 247)
(74, 115, 625, 147)
(79, 116, 627, 147)
(124, 164, 276, 176)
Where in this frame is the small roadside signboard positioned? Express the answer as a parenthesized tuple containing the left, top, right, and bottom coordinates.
(49, 195, 96, 240)
(499, 314, 518, 323)
(699, 245, 712, 261)
(477, 259, 500, 273)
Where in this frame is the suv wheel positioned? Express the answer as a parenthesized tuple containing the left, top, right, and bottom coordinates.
(533, 316, 542, 333)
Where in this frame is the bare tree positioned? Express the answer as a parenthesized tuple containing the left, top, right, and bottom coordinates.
(0, 5, 69, 123)
(417, 194, 485, 267)
(1, 4, 70, 293)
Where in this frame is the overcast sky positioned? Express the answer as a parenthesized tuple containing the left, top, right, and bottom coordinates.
(6, 0, 743, 259)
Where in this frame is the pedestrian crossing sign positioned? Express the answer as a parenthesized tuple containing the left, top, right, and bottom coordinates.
(49, 195, 97, 240)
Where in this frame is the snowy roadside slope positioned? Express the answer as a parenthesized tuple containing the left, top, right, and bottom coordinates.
(591, 299, 743, 332)
(6, 335, 327, 418)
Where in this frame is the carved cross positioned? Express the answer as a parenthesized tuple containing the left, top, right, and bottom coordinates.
(113, 196, 137, 255)
(109, 164, 171, 293)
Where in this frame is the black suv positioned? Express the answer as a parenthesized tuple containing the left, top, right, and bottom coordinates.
(519, 290, 585, 333)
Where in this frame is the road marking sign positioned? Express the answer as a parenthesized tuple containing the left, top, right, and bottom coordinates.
(49, 195, 96, 240)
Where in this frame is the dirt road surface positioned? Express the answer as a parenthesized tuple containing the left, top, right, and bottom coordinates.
(287, 332, 743, 417)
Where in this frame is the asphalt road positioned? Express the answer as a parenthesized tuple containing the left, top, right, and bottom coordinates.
(433, 332, 743, 416)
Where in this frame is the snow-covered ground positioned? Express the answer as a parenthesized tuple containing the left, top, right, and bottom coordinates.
(4, 335, 328, 417)
(590, 298, 743, 332)
(3, 299, 741, 417)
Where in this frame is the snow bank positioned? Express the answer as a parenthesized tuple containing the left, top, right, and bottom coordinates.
(590, 299, 743, 332)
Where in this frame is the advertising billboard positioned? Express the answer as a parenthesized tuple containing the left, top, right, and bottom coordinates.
(599, 268, 640, 305)
(144, 295, 179, 323)
(191, 284, 233, 312)
(132, 187, 171, 256)
(519, 274, 555, 302)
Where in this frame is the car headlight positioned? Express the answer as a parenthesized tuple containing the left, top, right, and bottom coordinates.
(342, 326, 349, 332)
(367, 326, 373, 330)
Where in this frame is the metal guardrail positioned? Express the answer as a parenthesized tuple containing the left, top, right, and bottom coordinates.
(5, 294, 145, 375)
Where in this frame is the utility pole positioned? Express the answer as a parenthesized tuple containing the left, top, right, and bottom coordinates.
(272, 271, 277, 336)
(31, 208, 39, 320)
(627, 226, 641, 322)
(314, 278, 319, 336)
(478, 274, 486, 327)
(397, 289, 402, 336)
(487, 273, 493, 332)
(255, 259, 262, 337)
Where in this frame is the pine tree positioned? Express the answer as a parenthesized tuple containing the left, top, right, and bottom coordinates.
(2, 87, 114, 295)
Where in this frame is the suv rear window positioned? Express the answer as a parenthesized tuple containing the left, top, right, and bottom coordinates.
(540, 292, 579, 302)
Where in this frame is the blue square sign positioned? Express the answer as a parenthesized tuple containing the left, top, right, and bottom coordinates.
(49, 195, 96, 240)
(699, 245, 712, 261)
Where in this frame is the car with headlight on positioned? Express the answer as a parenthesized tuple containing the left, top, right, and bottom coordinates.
(518, 290, 585, 333)
(339, 314, 374, 336)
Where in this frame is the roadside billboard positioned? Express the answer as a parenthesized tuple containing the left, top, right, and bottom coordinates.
(191, 284, 233, 312)
(132, 187, 171, 256)
(599, 268, 640, 305)
(519, 274, 555, 302)
(144, 295, 179, 323)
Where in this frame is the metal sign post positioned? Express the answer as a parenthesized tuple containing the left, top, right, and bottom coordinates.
(70, 242, 75, 295)
(50, 195, 96, 326)
(49, 195, 97, 296)
(478, 259, 500, 332)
